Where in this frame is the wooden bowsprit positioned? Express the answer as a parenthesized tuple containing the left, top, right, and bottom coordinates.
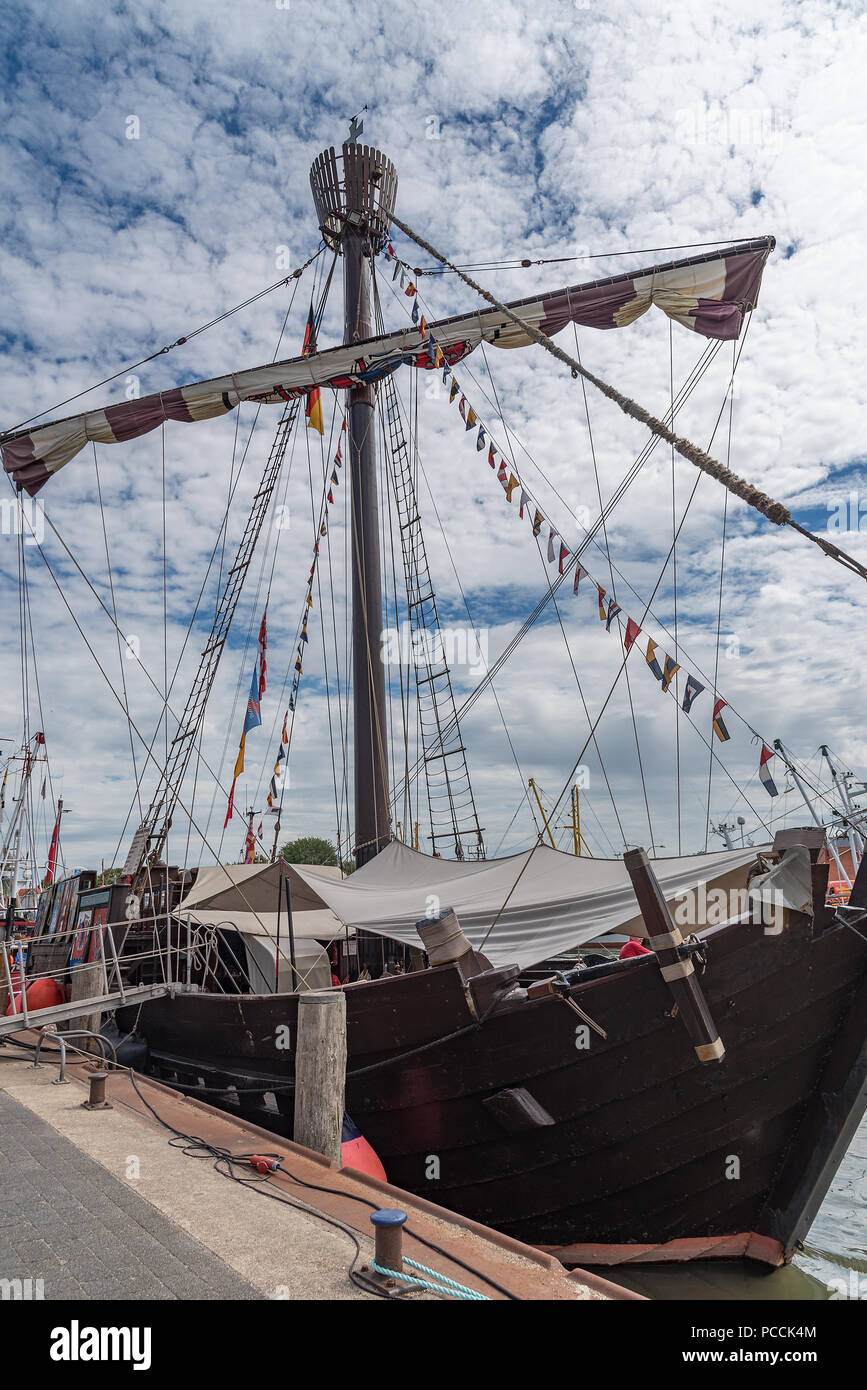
(624, 847, 725, 1064)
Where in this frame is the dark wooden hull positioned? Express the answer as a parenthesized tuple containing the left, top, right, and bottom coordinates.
(118, 909, 867, 1260)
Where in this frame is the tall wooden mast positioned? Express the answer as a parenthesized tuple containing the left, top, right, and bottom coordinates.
(310, 134, 398, 865)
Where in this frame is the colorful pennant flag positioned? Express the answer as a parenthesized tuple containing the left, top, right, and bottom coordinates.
(605, 598, 621, 631)
(624, 617, 641, 651)
(257, 613, 267, 699)
(476, 426, 486, 451)
(661, 654, 680, 693)
(712, 698, 731, 742)
(233, 660, 263, 781)
(646, 638, 664, 682)
(573, 565, 584, 594)
(45, 808, 61, 885)
(243, 812, 256, 864)
(532, 510, 543, 537)
(759, 744, 779, 797)
(505, 474, 519, 502)
(682, 674, 705, 713)
(559, 544, 571, 576)
(597, 585, 607, 620)
(302, 303, 324, 435)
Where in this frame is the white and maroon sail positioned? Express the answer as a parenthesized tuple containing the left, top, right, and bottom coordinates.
(2, 238, 772, 495)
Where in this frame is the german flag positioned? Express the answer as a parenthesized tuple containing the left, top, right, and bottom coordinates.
(302, 303, 324, 435)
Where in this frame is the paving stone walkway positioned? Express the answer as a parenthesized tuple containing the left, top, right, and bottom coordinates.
(0, 1089, 263, 1300)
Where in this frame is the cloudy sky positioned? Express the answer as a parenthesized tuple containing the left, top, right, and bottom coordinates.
(1, 0, 866, 879)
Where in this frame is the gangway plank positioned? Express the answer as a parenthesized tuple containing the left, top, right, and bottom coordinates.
(0, 982, 186, 1038)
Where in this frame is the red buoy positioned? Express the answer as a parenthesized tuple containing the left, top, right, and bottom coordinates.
(341, 1114, 387, 1181)
(4, 977, 66, 1016)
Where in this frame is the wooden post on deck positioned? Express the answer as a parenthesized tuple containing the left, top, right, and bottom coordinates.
(293, 991, 347, 1164)
(69, 930, 108, 1051)
(624, 847, 725, 1064)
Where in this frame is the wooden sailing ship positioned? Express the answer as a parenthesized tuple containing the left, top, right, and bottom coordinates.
(6, 131, 866, 1267)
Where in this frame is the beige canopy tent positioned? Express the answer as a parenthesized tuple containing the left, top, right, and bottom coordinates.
(292, 840, 771, 972)
(176, 860, 352, 992)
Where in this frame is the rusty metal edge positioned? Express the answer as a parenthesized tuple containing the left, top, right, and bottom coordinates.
(540, 1231, 785, 1268)
(11, 1038, 641, 1300)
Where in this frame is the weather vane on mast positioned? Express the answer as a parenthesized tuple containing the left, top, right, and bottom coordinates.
(348, 105, 367, 143)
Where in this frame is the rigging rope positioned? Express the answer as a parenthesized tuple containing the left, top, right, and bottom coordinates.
(3, 248, 326, 436)
(414, 237, 768, 275)
(568, 325, 652, 851)
(390, 214, 867, 584)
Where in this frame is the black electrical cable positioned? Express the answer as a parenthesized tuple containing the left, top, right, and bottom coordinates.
(122, 1067, 396, 1299)
(124, 1067, 519, 1301)
(5, 1021, 523, 1299)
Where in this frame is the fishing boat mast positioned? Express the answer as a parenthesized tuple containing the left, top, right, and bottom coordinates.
(0, 730, 46, 912)
(310, 126, 398, 865)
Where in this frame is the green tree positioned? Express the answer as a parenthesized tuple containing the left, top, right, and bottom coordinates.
(279, 836, 353, 872)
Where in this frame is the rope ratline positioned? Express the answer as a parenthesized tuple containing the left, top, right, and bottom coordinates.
(390, 213, 867, 584)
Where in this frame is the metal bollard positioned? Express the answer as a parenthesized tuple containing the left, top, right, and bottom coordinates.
(370, 1208, 407, 1282)
(81, 1070, 113, 1111)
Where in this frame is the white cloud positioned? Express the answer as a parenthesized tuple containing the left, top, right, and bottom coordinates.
(2, 0, 866, 878)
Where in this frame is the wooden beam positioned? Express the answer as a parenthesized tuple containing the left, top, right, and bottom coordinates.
(294, 990, 347, 1164)
(624, 847, 725, 1063)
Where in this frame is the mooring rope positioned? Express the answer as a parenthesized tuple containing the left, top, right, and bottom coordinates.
(390, 213, 867, 584)
(370, 1256, 490, 1300)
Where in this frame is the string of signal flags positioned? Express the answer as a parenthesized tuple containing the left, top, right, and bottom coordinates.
(223, 407, 346, 832)
(223, 255, 783, 838)
(382, 239, 783, 800)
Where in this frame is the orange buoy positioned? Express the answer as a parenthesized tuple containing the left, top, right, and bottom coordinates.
(341, 1114, 387, 1181)
(4, 977, 66, 1016)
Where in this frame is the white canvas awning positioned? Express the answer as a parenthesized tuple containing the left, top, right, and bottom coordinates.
(176, 860, 351, 941)
(174, 860, 350, 993)
(292, 840, 770, 971)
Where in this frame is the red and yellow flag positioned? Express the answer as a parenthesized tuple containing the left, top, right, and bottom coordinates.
(302, 303, 324, 435)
